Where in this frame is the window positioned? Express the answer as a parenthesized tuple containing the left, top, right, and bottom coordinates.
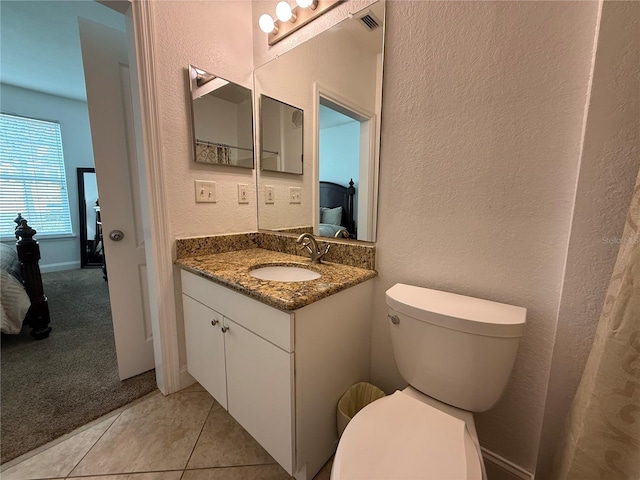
(0, 113, 73, 237)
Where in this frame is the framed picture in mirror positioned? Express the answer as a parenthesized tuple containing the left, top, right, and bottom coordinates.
(187, 65, 254, 168)
(259, 94, 303, 175)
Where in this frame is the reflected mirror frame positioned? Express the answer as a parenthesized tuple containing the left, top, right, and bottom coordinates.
(187, 65, 255, 169)
(259, 94, 304, 175)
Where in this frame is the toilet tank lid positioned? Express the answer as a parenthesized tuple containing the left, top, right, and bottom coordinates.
(386, 284, 526, 338)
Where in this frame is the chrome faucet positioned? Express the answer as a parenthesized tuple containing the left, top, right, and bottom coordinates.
(296, 233, 331, 264)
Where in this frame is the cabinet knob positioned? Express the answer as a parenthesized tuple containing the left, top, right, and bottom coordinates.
(211, 319, 219, 326)
(221, 325, 229, 333)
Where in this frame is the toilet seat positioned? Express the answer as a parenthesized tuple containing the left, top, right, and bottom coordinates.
(332, 390, 483, 480)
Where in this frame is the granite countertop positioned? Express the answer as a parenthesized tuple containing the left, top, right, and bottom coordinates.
(176, 248, 377, 311)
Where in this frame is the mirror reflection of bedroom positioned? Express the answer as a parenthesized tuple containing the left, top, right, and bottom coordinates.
(319, 98, 371, 241)
(0, 0, 156, 465)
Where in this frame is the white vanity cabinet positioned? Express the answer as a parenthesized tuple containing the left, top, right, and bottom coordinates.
(182, 295, 227, 409)
(181, 270, 295, 473)
(180, 269, 373, 480)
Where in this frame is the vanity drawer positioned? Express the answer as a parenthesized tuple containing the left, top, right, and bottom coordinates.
(181, 270, 294, 352)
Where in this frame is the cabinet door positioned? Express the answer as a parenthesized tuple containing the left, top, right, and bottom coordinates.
(224, 317, 295, 474)
(182, 294, 227, 409)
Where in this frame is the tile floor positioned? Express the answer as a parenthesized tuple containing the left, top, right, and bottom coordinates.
(1, 383, 333, 480)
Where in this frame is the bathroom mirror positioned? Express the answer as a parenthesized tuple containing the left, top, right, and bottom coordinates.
(188, 65, 254, 168)
(260, 95, 304, 175)
(255, 1, 384, 241)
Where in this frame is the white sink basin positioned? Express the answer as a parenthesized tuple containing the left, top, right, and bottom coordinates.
(250, 265, 321, 282)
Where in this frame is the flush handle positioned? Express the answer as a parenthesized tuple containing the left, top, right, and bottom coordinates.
(388, 314, 400, 325)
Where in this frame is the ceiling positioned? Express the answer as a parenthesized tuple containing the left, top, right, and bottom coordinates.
(319, 104, 358, 130)
(0, 1, 126, 102)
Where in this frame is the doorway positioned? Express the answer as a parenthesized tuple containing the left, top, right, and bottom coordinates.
(317, 94, 375, 241)
(0, 0, 156, 464)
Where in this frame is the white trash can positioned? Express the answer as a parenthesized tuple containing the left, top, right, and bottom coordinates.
(337, 382, 386, 438)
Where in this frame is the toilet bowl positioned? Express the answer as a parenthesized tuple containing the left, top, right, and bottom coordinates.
(332, 283, 526, 480)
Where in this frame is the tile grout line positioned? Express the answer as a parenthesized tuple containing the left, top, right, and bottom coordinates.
(179, 398, 216, 479)
(182, 462, 280, 472)
(64, 409, 125, 479)
(64, 468, 185, 479)
(1, 390, 161, 473)
(64, 389, 162, 478)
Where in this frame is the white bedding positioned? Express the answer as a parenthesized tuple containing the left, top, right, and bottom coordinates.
(0, 244, 30, 334)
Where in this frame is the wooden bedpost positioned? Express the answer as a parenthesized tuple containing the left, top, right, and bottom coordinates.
(15, 215, 51, 340)
(347, 179, 356, 236)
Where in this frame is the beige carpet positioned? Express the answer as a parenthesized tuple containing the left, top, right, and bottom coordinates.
(1, 268, 157, 464)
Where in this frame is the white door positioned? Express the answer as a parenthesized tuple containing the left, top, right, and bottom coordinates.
(79, 18, 154, 380)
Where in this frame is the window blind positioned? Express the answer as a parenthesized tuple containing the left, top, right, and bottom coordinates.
(0, 113, 73, 236)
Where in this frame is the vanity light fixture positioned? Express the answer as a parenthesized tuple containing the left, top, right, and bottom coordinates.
(259, 0, 342, 46)
(276, 1, 296, 22)
(296, 0, 318, 10)
(259, 13, 278, 34)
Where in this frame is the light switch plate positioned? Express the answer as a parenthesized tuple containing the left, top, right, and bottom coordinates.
(238, 184, 249, 204)
(195, 180, 216, 203)
(289, 187, 301, 204)
(265, 185, 275, 204)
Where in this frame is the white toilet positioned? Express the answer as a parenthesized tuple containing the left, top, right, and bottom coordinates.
(332, 283, 526, 480)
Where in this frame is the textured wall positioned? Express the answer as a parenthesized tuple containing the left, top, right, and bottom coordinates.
(536, 2, 640, 477)
(151, 1, 255, 369)
(371, 1, 599, 472)
(152, 0, 256, 242)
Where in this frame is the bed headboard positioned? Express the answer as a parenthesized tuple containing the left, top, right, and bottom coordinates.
(319, 179, 356, 234)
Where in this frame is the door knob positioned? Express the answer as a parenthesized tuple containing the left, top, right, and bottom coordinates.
(221, 325, 229, 333)
(109, 230, 124, 241)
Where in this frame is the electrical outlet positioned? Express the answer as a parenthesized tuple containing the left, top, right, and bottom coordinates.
(195, 180, 216, 203)
(265, 185, 275, 204)
(238, 184, 249, 204)
(289, 187, 301, 204)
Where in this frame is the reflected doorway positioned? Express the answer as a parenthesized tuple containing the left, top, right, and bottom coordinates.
(318, 95, 374, 241)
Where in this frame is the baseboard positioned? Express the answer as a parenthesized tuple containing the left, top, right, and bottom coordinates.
(482, 447, 533, 480)
(40, 261, 80, 273)
(179, 365, 196, 391)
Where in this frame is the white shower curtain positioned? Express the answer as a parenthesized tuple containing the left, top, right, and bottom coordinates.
(554, 171, 640, 479)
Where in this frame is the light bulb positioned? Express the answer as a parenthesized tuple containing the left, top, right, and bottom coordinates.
(296, 0, 317, 9)
(259, 13, 277, 33)
(276, 1, 295, 22)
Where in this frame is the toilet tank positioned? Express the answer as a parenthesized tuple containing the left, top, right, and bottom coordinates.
(386, 284, 526, 412)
